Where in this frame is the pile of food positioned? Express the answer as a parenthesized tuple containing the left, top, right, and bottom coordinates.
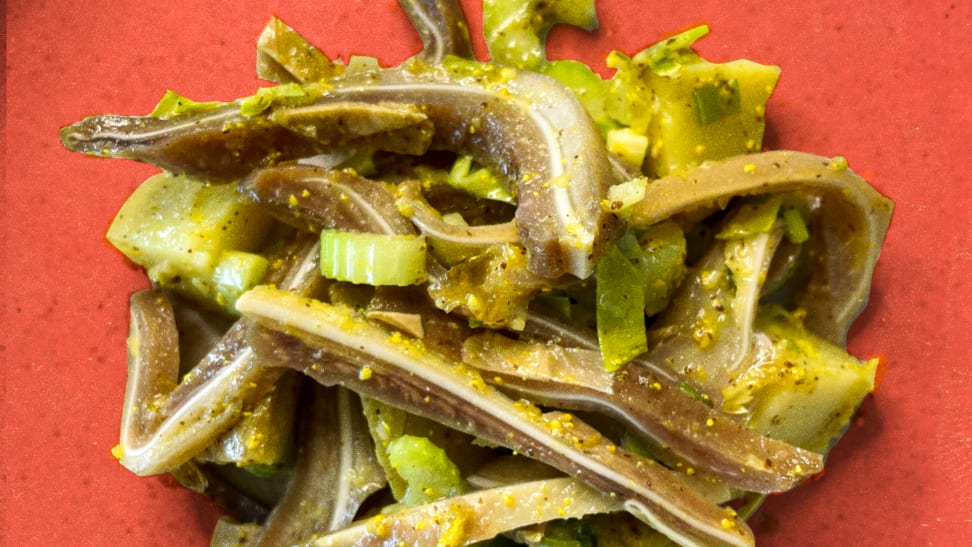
(59, 1, 892, 545)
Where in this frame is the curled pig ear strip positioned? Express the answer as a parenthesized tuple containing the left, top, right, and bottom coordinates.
(237, 286, 754, 547)
(401, 0, 476, 63)
(115, 241, 323, 476)
(256, 385, 386, 544)
(311, 476, 619, 546)
(240, 164, 415, 235)
(617, 151, 893, 344)
(646, 224, 785, 405)
(461, 331, 824, 494)
(60, 61, 622, 279)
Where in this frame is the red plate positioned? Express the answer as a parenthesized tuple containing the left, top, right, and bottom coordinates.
(3, 0, 970, 544)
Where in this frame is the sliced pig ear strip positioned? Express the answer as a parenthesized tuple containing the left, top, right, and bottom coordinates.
(620, 150, 893, 345)
(236, 286, 755, 547)
(59, 62, 621, 280)
(401, 0, 476, 63)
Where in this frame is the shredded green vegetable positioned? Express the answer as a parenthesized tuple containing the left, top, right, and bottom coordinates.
(596, 234, 648, 370)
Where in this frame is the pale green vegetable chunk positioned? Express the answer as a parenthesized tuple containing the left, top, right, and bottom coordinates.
(646, 58, 780, 176)
(387, 435, 467, 505)
(596, 235, 648, 371)
(319, 230, 428, 286)
(106, 172, 273, 312)
(603, 26, 780, 177)
(723, 305, 878, 453)
(635, 221, 687, 316)
(483, 0, 598, 70)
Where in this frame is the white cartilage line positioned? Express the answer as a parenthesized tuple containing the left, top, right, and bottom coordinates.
(292, 244, 322, 284)
(341, 81, 569, 221)
(624, 498, 749, 547)
(311, 477, 621, 546)
(87, 110, 237, 142)
(122, 348, 255, 473)
(328, 388, 356, 531)
(238, 289, 737, 546)
(535, 318, 595, 349)
(311, 177, 400, 236)
(727, 229, 779, 370)
(119, 327, 147, 447)
(407, 204, 518, 245)
(410, 3, 446, 61)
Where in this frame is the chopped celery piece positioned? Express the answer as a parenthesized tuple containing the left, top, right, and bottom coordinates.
(604, 51, 653, 133)
(596, 234, 648, 370)
(319, 230, 427, 286)
(645, 58, 780, 176)
(541, 59, 610, 128)
(633, 25, 710, 76)
(635, 221, 687, 316)
(256, 16, 343, 84)
(150, 90, 220, 119)
(716, 196, 782, 239)
(387, 435, 467, 505)
(239, 82, 308, 118)
(723, 306, 878, 453)
(210, 251, 270, 309)
(606, 127, 649, 171)
(345, 55, 381, 74)
(361, 398, 492, 501)
(447, 155, 515, 204)
(603, 177, 648, 215)
(106, 172, 273, 313)
(783, 207, 810, 243)
(484, 0, 598, 70)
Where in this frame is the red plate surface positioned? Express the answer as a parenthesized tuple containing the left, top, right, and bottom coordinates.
(2, 0, 970, 545)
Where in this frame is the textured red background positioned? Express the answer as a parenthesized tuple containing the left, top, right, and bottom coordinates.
(3, 1, 970, 545)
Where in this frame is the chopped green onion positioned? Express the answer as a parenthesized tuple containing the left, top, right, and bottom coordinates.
(150, 90, 220, 119)
(240, 82, 308, 118)
(635, 221, 687, 316)
(693, 78, 741, 126)
(634, 24, 709, 75)
(447, 155, 515, 204)
(606, 128, 649, 169)
(319, 230, 427, 286)
(716, 196, 782, 239)
(596, 235, 648, 371)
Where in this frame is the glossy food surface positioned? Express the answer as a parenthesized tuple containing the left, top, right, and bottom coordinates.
(3, 0, 970, 544)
